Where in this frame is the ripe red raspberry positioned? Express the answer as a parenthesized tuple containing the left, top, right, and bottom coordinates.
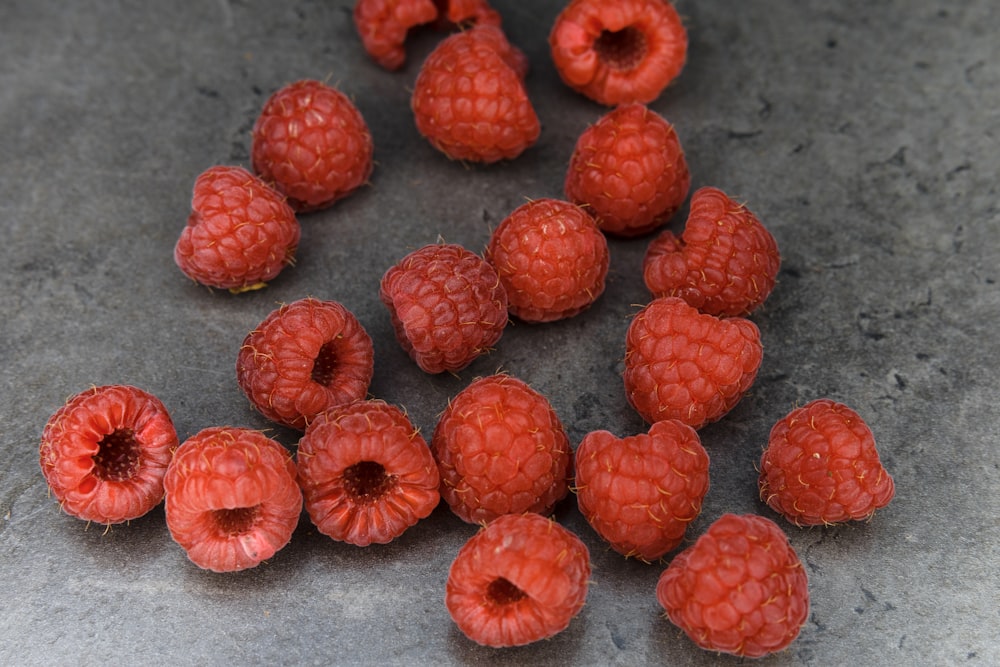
(656, 513, 809, 658)
(624, 297, 763, 429)
(173, 165, 300, 292)
(353, 0, 438, 70)
(379, 243, 508, 374)
(163, 427, 302, 573)
(644, 187, 781, 317)
(759, 399, 895, 526)
(296, 399, 440, 546)
(485, 198, 609, 322)
(237, 297, 374, 430)
(353, 0, 501, 70)
(38, 385, 178, 525)
(445, 512, 590, 647)
(574, 419, 709, 561)
(431, 374, 571, 524)
(565, 103, 690, 238)
(549, 0, 687, 106)
(251, 80, 373, 212)
(411, 25, 539, 163)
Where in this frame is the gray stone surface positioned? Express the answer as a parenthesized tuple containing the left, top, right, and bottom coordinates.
(2, 0, 998, 664)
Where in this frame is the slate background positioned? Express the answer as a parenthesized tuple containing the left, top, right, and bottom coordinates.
(1, 1, 998, 665)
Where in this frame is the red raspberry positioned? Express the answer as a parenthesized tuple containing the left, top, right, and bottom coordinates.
(574, 419, 709, 561)
(236, 298, 374, 430)
(433, 0, 501, 30)
(379, 243, 507, 374)
(445, 512, 590, 647)
(38, 385, 178, 525)
(411, 25, 539, 163)
(565, 103, 690, 238)
(353, 0, 501, 70)
(353, 0, 439, 70)
(485, 198, 609, 322)
(644, 187, 781, 317)
(549, 0, 687, 106)
(173, 165, 300, 292)
(624, 297, 763, 429)
(431, 374, 571, 524)
(163, 427, 302, 573)
(656, 513, 809, 658)
(296, 399, 440, 546)
(251, 80, 374, 212)
(759, 399, 896, 526)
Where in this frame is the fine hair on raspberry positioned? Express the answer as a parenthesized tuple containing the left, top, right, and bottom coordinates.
(39, 384, 178, 525)
(237, 297, 374, 430)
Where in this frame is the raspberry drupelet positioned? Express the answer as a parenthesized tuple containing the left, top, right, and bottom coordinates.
(39, 384, 178, 525)
(237, 298, 374, 430)
(297, 399, 440, 546)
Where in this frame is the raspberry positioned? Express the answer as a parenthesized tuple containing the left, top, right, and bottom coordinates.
(656, 513, 809, 658)
(38, 385, 178, 525)
(353, 0, 501, 70)
(431, 374, 571, 524)
(411, 25, 539, 163)
(445, 512, 590, 647)
(565, 103, 690, 238)
(379, 243, 507, 374)
(353, 0, 438, 70)
(163, 427, 302, 573)
(549, 0, 687, 106)
(623, 297, 763, 429)
(644, 187, 781, 317)
(173, 165, 300, 292)
(759, 399, 895, 526)
(574, 419, 709, 561)
(237, 297, 374, 430)
(251, 80, 374, 212)
(485, 198, 609, 322)
(296, 399, 440, 546)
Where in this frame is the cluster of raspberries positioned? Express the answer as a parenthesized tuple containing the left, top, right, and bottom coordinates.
(39, 0, 896, 659)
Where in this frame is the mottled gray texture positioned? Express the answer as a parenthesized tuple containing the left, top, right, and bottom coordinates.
(1, 1, 998, 665)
